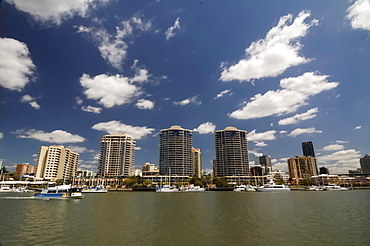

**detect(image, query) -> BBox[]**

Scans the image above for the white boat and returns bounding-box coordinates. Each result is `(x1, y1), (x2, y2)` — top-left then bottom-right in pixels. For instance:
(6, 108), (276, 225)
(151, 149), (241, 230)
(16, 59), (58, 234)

(0, 186), (13, 192)
(81, 186), (108, 193)
(255, 180), (290, 192)
(34, 185), (84, 199)
(181, 185), (205, 192)
(322, 184), (349, 191)
(156, 185), (179, 192)
(233, 185), (256, 192)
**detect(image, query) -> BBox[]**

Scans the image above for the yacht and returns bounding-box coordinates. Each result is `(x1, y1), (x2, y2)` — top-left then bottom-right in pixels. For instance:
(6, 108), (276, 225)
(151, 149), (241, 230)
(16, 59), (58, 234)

(34, 185), (84, 199)
(0, 186), (13, 192)
(81, 186), (108, 193)
(233, 185), (256, 192)
(255, 180), (290, 192)
(322, 184), (349, 191)
(156, 185), (179, 192)
(181, 185), (206, 192)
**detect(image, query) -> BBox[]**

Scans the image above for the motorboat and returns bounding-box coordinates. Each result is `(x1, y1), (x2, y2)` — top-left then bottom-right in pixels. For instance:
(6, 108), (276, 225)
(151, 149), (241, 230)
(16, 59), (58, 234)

(34, 185), (83, 199)
(233, 185), (256, 192)
(181, 185), (205, 192)
(255, 180), (290, 192)
(156, 185), (179, 192)
(322, 184), (349, 191)
(0, 186), (13, 192)
(81, 186), (108, 193)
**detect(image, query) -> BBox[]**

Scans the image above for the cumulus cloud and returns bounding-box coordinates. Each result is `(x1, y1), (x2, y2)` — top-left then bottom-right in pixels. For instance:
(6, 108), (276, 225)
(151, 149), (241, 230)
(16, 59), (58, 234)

(220, 10), (318, 82)
(77, 17), (152, 70)
(317, 149), (362, 174)
(66, 145), (94, 153)
(347, 0), (370, 31)
(92, 120), (155, 139)
(81, 105), (102, 113)
(288, 127), (322, 137)
(229, 72), (338, 119)
(165, 17), (181, 40)
(14, 129), (86, 143)
(355, 125), (362, 130)
(322, 144), (344, 151)
(278, 107), (318, 125)
(0, 38), (35, 91)
(247, 129), (276, 142)
(20, 94), (40, 109)
(80, 73), (145, 108)
(136, 99), (154, 110)
(214, 89), (232, 99)
(193, 122), (216, 134)
(173, 96), (201, 106)
(7, 0), (110, 25)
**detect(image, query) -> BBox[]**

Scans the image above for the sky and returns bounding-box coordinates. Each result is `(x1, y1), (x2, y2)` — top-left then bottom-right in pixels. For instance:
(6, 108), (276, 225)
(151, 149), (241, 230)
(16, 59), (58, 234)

(1, 0), (370, 174)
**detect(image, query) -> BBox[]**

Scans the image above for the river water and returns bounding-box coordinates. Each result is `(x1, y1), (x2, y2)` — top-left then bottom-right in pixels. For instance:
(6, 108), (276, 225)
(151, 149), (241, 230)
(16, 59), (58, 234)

(0, 190), (369, 246)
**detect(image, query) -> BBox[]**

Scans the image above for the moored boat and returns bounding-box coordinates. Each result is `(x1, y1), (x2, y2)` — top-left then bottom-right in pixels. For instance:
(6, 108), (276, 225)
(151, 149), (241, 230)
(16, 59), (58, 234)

(322, 184), (349, 191)
(34, 185), (83, 199)
(255, 180), (290, 192)
(181, 185), (206, 192)
(156, 185), (179, 192)
(81, 186), (108, 193)
(233, 185), (256, 192)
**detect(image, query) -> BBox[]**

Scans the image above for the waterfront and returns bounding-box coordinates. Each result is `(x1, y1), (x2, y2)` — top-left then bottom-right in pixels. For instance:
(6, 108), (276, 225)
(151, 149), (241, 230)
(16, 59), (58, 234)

(0, 190), (369, 246)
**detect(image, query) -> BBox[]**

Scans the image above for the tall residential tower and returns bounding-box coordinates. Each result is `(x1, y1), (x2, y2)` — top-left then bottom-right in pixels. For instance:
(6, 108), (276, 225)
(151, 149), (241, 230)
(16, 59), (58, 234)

(213, 126), (250, 177)
(159, 125), (193, 176)
(98, 133), (135, 177)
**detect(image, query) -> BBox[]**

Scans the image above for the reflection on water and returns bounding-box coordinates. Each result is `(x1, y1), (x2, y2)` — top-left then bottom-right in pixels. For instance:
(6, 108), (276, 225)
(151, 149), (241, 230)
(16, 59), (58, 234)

(0, 190), (369, 246)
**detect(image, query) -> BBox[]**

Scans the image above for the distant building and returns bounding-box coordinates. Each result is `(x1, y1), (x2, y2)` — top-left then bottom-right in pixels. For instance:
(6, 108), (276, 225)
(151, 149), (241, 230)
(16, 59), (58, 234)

(259, 155), (272, 174)
(319, 167), (329, 175)
(141, 163), (159, 176)
(213, 126), (250, 177)
(97, 133), (136, 177)
(159, 125), (193, 176)
(192, 148), (202, 178)
(36, 145), (79, 181)
(348, 168), (362, 174)
(302, 141), (315, 157)
(287, 156), (319, 185)
(250, 166), (263, 176)
(76, 169), (93, 178)
(15, 163), (37, 177)
(360, 154), (370, 174)
(267, 170), (289, 182)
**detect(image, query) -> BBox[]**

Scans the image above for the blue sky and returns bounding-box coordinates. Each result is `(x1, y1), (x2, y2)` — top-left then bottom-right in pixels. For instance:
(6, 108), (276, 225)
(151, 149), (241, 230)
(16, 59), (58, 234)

(1, 0), (370, 174)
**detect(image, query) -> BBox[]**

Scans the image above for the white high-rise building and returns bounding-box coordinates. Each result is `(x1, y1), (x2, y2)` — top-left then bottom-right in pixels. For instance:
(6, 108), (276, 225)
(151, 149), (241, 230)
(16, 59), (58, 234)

(98, 133), (135, 177)
(36, 145), (79, 181)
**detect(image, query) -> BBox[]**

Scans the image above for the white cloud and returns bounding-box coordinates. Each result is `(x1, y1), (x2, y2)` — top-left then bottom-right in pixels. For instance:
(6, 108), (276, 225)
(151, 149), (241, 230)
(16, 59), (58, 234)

(247, 129), (276, 142)
(347, 0), (370, 31)
(193, 122), (216, 134)
(288, 127), (322, 137)
(229, 72), (338, 119)
(0, 38), (35, 91)
(278, 107), (318, 125)
(14, 129), (86, 143)
(7, 0), (110, 25)
(134, 147), (142, 150)
(317, 149), (362, 174)
(81, 105), (102, 113)
(220, 11), (318, 82)
(131, 60), (150, 83)
(214, 89), (232, 99)
(322, 144), (344, 151)
(0, 132), (3, 139)
(335, 140), (349, 144)
(76, 97), (83, 105)
(21, 94), (40, 109)
(92, 120), (155, 139)
(136, 99), (154, 110)
(355, 125), (362, 130)
(80, 74), (143, 108)
(77, 17), (152, 70)
(66, 145), (93, 153)
(255, 141), (267, 147)
(173, 96), (201, 106)
(165, 17), (181, 40)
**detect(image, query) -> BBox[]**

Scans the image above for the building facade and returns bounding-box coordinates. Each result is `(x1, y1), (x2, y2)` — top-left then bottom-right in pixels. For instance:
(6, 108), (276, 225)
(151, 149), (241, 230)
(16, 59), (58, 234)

(302, 141), (315, 157)
(159, 125), (193, 176)
(213, 126), (250, 177)
(192, 148), (202, 178)
(287, 156), (319, 184)
(98, 133), (135, 177)
(360, 154), (370, 174)
(36, 145), (79, 181)
(15, 163), (37, 177)
(141, 163), (160, 176)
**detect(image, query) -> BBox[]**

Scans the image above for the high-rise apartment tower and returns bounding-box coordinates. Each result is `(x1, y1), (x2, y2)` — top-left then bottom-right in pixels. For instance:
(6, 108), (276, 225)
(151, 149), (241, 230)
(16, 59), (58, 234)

(213, 126), (250, 177)
(159, 125), (193, 176)
(360, 154), (370, 174)
(302, 141), (315, 157)
(192, 148), (202, 178)
(98, 133), (135, 177)
(36, 145), (79, 181)
(287, 156), (319, 184)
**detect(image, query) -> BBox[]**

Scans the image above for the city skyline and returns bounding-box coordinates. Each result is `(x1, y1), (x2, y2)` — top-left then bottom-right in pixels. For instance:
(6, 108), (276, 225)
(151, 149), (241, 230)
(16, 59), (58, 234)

(1, 1), (370, 174)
